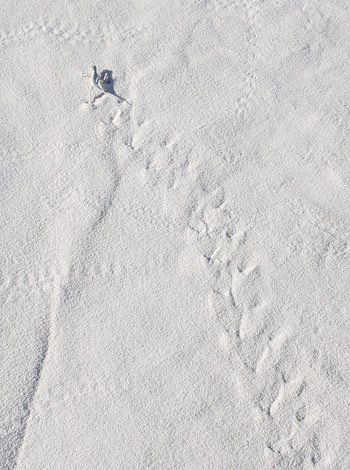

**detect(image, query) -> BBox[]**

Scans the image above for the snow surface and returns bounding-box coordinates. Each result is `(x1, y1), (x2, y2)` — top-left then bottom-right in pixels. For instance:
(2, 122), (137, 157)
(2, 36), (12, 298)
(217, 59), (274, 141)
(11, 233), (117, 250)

(1, 0), (350, 468)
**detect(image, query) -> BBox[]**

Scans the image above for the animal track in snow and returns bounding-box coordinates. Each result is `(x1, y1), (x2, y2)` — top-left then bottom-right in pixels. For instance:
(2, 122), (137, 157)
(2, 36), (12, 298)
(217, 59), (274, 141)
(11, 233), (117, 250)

(187, 180), (331, 467)
(0, 18), (150, 46)
(206, 0), (241, 12)
(235, 0), (261, 121)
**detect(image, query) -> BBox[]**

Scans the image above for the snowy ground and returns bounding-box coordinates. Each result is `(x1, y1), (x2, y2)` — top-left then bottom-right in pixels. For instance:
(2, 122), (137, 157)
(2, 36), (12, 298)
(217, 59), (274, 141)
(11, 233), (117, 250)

(1, 0), (350, 468)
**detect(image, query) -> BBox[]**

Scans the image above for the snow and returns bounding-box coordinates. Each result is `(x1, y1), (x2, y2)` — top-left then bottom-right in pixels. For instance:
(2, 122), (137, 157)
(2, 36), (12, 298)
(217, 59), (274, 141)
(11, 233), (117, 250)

(1, 0), (350, 468)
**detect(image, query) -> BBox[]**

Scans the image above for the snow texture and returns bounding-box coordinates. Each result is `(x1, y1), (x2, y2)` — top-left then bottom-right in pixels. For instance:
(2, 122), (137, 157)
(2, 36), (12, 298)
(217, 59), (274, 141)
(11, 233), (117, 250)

(1, 0), (350, 468)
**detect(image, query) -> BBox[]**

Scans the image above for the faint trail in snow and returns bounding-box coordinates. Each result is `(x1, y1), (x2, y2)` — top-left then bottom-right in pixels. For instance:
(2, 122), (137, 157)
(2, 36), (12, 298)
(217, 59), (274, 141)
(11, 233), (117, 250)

(236, 0), (260, 121)
(89, 120), (121, 231)
(0, 18), (150, 46)
(53, 102), (126, 317)
(11, 275), (61, 470)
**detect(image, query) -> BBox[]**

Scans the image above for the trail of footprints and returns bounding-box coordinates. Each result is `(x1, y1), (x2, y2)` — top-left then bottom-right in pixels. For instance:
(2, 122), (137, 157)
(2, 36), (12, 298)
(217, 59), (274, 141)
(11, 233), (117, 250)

(187, 0), (260, 122)
(188, 189), (327, 467)
(81, 95), (175, 232)
(236, 0), (260, 121)
(0, 18), (150, 46)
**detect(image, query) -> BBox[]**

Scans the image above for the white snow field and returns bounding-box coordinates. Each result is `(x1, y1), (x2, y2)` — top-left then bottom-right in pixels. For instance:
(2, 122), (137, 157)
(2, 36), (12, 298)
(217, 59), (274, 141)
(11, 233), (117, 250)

(1, 0), (350, 468)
